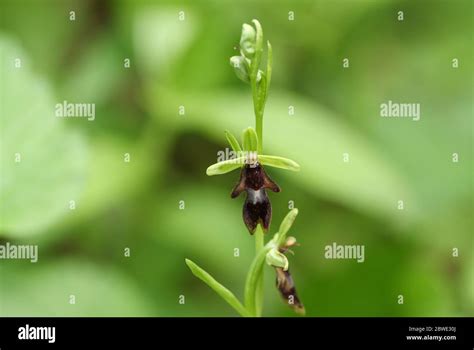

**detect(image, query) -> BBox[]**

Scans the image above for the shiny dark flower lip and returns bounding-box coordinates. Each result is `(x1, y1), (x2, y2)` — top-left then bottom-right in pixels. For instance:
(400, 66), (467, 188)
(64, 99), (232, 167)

(264, 211), (305, 315)
(273, 236), (304, 314)
(275, 267), (305, 315)
(231, 163), (280, 234)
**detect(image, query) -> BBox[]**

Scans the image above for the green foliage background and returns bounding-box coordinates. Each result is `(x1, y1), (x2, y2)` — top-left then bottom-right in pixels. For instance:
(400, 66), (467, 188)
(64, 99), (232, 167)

(0, 0), (472, 316)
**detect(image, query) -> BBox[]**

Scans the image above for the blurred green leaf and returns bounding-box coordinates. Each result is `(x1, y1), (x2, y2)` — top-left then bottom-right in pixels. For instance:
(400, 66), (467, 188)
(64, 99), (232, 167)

(0, 260), (154, 316)
(57, 134), (157, 229)
(150, 185), (254, 278)
(133, 6), (197, 78)
(60, 34), (124, 104)
(0, 36), (88, 237)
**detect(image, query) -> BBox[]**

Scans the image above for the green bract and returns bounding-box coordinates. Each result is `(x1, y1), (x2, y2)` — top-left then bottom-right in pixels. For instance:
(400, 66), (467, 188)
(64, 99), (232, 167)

(276, 208), (299, 246)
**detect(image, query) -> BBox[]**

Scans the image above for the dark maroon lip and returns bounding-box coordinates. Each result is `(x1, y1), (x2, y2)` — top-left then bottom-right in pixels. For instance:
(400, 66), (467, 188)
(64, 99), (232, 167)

(275, 267), (305, 314)
(230, 163), (281, 234)
(231, 163), (280, 197)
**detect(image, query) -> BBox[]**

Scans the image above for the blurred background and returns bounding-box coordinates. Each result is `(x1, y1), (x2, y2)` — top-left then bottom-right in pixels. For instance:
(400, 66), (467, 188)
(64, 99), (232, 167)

(0, 0), (472, 317)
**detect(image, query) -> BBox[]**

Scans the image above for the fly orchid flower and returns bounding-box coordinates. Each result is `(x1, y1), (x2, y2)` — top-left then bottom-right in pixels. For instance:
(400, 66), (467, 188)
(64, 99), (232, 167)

(266, 209), (305, 315)
(206, 127), (299, 234)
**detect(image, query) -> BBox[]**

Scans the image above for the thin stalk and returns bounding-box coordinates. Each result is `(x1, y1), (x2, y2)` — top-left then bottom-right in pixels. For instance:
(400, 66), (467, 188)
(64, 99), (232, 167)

(249, 20), (267, 316)
(256, 107), (263, 154)
(251, 19), (264, 153)
(251, 78), (263, 154)
(244, 240), (272, 316)
(254, 225), (264, 316)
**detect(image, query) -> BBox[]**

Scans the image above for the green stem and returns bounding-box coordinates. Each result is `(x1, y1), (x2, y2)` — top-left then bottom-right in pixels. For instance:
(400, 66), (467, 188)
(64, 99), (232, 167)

(254, 225), (264, 316)
(251, 70), (263, 154)
(248, 20), (269, 316)
(251, 19), (264, 153)
(255, 109), (263, 154)
(244, 240), (272, 316)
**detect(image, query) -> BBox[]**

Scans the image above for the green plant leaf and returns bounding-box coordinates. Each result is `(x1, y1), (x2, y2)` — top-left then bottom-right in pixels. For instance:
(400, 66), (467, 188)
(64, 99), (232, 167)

(225, 130), (242, 153)
(133, 7), (196, 78)
(259, 155), (300, 171)
(0, 36), (88, 237)
(206, 157), (244, 176)
(242, 127), (258, 152)
(0, 260), (154, 316)
(185, 259), (250, 317)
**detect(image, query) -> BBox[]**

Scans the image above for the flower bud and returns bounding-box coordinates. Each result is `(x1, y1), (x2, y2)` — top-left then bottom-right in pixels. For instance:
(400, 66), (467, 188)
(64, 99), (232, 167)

(229, 56), (250, 83)
(240, 23), (256, 58)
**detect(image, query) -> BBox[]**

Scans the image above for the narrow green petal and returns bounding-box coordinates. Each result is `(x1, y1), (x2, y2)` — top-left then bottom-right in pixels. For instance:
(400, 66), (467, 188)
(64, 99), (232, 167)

(225, 130), (242, 153)
(242, 127), (259, 152)
(258, 155), (300, 171)
(185, 259), (250, 317)
(206, 157), (245, 176)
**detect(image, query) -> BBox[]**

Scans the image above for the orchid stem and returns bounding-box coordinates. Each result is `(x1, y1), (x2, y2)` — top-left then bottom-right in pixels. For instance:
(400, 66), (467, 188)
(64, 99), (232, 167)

(254, 225), (265, 316)
(249, 20), (268, 317)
